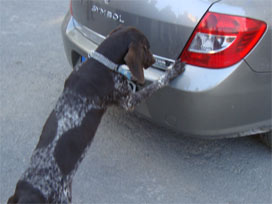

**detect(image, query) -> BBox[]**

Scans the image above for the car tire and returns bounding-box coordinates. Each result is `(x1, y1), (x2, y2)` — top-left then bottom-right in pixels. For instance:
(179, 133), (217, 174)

(259, 131), (272, 148)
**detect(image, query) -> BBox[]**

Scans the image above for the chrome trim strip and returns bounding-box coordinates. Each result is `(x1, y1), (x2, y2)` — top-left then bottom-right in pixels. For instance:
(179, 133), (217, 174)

(73, 18), (105, 44)
(152, 54), (175, 70)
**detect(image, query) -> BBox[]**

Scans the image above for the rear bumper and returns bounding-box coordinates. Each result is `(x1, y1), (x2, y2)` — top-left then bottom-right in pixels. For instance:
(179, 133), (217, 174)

(62, 13), (272, 138)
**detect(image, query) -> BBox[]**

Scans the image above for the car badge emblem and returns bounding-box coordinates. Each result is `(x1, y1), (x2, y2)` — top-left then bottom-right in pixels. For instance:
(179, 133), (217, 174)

(104, 0), (110, 4)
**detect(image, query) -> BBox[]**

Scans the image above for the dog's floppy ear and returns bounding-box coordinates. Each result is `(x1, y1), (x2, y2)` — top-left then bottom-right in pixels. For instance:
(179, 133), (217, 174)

(124, 42), (146, 84)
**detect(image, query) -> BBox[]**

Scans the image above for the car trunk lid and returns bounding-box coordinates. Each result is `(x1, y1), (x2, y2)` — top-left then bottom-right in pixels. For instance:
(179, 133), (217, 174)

(71, 0), (218, 69)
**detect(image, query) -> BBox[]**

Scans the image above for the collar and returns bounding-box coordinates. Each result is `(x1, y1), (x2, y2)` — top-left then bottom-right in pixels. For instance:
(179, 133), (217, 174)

(88, 51), (132, 81)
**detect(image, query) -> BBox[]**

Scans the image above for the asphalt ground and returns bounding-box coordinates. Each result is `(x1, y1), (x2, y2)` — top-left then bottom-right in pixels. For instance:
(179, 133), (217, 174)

(1, 0), (271, 203)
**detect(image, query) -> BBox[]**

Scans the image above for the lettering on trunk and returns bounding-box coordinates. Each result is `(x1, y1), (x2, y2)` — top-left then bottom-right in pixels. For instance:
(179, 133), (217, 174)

(91, 5), (125, 24)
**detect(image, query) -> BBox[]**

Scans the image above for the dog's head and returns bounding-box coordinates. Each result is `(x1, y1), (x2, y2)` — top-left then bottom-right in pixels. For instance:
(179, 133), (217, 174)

(110, 26), (155, 84)
(8, 181), (46, 204)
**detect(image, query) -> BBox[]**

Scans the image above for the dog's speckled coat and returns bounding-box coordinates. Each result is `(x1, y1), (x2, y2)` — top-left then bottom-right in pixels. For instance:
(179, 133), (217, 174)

(8, 27), (185, 203)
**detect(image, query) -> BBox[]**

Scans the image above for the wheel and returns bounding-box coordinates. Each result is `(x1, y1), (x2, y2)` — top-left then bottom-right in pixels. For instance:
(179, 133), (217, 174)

(259, 131), (272, 148)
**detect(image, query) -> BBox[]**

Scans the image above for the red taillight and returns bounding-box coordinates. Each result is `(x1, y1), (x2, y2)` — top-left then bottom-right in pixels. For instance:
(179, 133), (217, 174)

(180, 12), (267, 68)
(70, 0), (73, 16)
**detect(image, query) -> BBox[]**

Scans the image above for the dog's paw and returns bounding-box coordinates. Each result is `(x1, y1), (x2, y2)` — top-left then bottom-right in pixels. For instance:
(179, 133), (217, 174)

(157, 61), (185, 87)
(172, 60), (186, 75)
(166, 60), (186, 81)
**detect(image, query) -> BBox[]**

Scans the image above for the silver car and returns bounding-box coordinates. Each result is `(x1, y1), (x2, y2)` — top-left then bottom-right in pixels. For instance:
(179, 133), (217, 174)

(61, 0), (272, 147)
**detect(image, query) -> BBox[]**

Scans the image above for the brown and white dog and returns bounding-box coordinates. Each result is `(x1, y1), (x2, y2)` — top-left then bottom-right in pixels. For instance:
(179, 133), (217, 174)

(8, 26), (185, 203)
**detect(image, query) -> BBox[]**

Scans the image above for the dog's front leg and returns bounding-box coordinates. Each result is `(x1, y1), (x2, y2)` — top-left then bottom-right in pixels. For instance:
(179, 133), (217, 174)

(120, 61), (185, 111)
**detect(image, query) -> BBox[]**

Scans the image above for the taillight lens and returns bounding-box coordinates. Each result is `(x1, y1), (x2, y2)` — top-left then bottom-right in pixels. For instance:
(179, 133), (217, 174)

(180, 12), (267, 68)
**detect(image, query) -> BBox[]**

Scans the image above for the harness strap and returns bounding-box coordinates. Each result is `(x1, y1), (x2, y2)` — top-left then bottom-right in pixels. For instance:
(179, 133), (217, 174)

(88, 51), (118, 71)
(88, 51), (132, 80)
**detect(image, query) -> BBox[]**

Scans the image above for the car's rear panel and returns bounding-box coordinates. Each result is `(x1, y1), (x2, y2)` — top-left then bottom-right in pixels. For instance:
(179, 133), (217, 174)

(62, 0), (272, 138)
